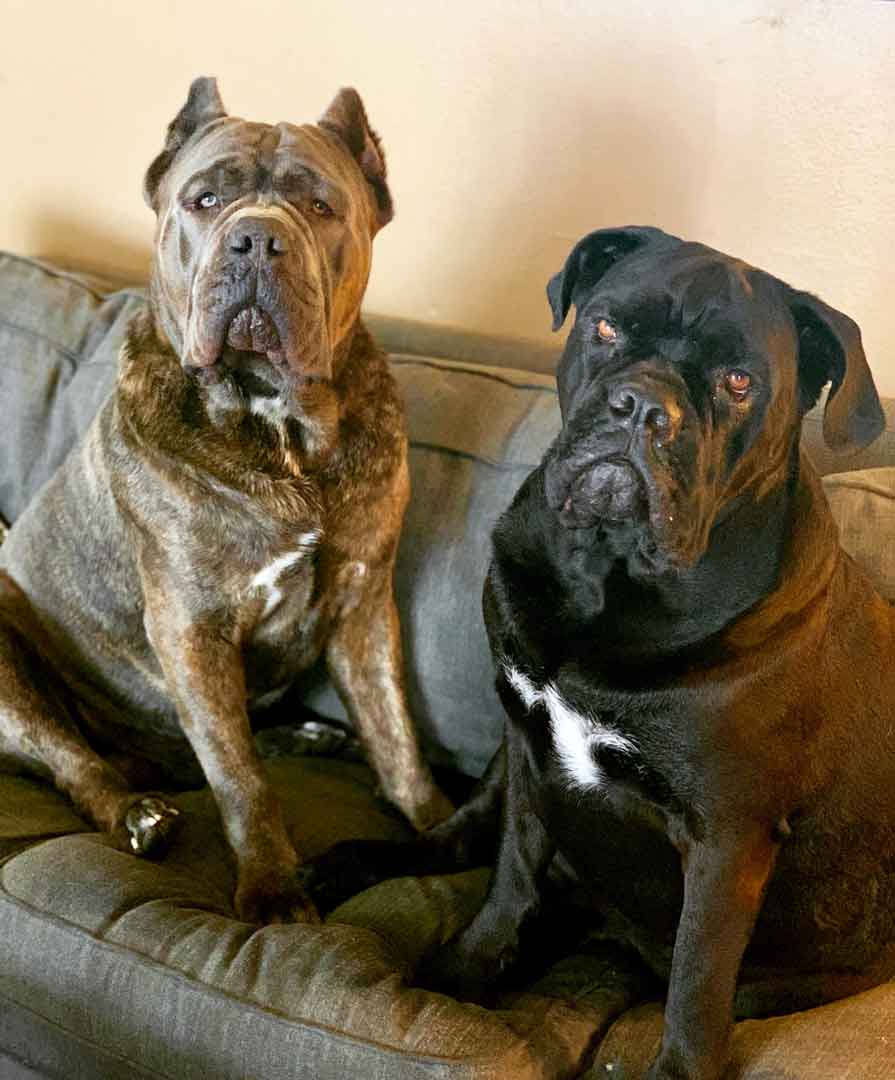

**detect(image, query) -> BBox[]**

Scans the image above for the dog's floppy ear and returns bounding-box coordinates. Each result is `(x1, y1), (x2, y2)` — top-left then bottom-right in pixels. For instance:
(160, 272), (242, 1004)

(790, 290), (884, 451)
(319, 88), (393, 229)
(547, 226), (672, 331)
(143, 77), (227, 211)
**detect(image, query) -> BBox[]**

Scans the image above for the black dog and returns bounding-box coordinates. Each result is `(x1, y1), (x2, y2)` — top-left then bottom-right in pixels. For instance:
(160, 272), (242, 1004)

(310, 226), (895, 1080)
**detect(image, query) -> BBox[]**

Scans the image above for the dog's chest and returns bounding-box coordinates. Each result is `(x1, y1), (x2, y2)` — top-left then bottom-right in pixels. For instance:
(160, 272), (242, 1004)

(244, 532), (322, 634)
(504, 665), (639, 792)
(248, 538), (317, 619)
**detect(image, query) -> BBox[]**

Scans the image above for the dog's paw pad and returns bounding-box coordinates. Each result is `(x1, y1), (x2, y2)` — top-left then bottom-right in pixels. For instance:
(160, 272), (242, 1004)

(124, 797), (181, 857)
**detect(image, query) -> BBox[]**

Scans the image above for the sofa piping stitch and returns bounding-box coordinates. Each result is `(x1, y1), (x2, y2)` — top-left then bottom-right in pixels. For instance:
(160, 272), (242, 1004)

(0, 317), (80, 370)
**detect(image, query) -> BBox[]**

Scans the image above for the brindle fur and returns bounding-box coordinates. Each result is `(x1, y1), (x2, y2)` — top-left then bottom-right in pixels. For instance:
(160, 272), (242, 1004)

(0, 78), (451, 924)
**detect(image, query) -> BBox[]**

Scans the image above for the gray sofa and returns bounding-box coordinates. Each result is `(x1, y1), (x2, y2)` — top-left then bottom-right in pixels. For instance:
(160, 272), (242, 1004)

(2, 251), (895, 1079)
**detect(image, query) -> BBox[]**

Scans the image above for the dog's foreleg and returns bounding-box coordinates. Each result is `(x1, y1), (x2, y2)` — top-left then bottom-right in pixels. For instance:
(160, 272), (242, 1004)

(647, 828), (778, 1080)
(0, 573), (180, 854)
(326, 569), (454, 831)
(302, 742), (506, 914)
(145, 610), (317, 923)
(417, 702), (555, 1000)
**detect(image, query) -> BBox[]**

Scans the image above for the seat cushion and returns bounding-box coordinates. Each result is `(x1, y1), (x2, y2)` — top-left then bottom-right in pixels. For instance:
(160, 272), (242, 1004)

(0, 760), (648, 1080)
(586, 988), (895, 1080)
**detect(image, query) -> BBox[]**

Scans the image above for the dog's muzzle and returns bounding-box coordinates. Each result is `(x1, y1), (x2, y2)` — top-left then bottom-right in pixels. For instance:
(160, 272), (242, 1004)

(547, 374), (683, 531)
(183, 207), (330, 379)
(556, 459), (645, 529)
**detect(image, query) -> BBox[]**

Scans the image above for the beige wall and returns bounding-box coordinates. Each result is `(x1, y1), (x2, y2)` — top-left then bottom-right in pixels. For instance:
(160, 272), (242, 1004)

(2, 1), (894, 388)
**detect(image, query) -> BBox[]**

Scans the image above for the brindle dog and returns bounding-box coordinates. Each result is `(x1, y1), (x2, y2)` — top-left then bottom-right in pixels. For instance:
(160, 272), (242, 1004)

(0, 78), (451, 923)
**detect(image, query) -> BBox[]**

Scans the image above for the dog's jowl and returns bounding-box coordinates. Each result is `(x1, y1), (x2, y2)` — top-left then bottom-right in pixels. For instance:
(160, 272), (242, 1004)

(0, 78), (451, 924)
(426, 227), (895, 1080)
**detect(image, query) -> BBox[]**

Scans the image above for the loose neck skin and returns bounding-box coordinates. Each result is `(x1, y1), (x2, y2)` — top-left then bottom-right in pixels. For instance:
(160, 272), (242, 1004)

(540, 439), (830, 665)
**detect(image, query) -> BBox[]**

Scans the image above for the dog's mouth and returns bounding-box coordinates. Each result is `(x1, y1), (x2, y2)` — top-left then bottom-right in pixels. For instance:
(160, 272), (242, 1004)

(554, 458), (648, 530)
(225, 305), (285, 363)
(546, 453), (695, 575)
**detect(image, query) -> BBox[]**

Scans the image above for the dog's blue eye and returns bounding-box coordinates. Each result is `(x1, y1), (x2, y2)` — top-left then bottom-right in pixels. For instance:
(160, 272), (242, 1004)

(196, 192), (219, 210)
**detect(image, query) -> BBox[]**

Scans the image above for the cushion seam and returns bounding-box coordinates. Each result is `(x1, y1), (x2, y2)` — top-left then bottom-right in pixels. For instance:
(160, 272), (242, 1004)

(0, 987), (170, 1079)
(390, 354), (557, 394)
(0, 317), (80, 369)
(0, 253), (129, 302)
(408, 439), (541, 471)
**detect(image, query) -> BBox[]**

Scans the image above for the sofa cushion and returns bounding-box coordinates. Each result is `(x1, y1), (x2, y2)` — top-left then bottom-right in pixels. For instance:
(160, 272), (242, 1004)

(585, 988), (895, 1079)
(0, 254), (144, 525)
(822, 468), (895, 603)
(0, 760), (647, 1080)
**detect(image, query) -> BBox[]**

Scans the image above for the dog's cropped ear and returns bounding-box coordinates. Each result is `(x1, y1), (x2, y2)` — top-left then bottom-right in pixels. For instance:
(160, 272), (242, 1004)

(143, 77), (227, 211)
(547, 226), (673, 331)
(790, 290), (884, 452)
(319, 88), (393, 229)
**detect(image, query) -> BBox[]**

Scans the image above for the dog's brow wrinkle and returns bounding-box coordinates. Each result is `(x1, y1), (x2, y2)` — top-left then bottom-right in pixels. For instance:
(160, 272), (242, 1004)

(183, 158), (251, 195)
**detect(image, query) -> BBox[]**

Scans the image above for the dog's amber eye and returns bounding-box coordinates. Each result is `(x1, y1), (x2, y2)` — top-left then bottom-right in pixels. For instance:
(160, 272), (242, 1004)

(725, 369), (751, 398)
(596, 319), (617, 343)
(196, 192), (219, 210)
(311, 198), (333, 217)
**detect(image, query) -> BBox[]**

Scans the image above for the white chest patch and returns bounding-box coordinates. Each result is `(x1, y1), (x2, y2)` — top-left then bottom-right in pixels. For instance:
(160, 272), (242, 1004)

(250, 532), (320, 617)
(249, 394), (291, 425)
(504, 665), (636, 791)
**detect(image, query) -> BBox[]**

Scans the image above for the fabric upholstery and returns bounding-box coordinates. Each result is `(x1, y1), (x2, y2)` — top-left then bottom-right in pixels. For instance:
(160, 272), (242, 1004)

(0, 761), (646, 1080)
(587, 989), (895, 1079)
(822, 467), (895, 603)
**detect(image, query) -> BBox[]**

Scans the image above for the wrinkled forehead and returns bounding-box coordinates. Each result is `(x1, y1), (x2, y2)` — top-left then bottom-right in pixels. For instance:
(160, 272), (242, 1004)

(167, 117), (362, 197)
(594, 244), (794, 353)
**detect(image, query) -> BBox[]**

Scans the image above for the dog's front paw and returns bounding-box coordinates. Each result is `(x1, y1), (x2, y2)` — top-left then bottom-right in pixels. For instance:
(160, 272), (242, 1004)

(409, 786), (456, 832)
(299, 838), (426, 914)
(118, 795), (182, 857)
(646, 1047), (716, 1080)
(235, 866), (321, 925)
(416, 929), (519, 1003)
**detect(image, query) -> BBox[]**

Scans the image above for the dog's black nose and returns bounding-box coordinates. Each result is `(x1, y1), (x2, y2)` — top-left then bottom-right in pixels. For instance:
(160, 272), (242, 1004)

(228, 219), (288, 258)
(608, 382), (682, 442)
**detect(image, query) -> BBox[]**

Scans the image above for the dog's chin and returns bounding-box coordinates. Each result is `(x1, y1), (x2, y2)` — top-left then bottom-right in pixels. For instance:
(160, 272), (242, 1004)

(220, 348), (288, 399)
(184, 303), (292, 372)
(552, 459), (698, 578)
(184, 301), (333, 385)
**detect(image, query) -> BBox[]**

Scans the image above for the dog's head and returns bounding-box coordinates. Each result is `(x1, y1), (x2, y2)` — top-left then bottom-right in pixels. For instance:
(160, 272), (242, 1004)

(144, 77), (392, 388)
(545, 226), (883, 575)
